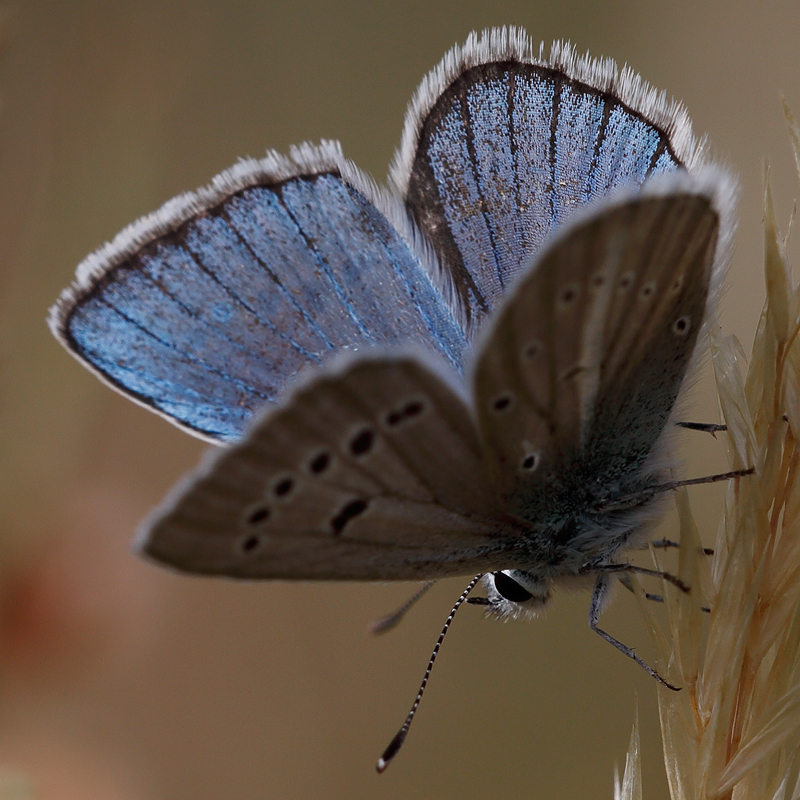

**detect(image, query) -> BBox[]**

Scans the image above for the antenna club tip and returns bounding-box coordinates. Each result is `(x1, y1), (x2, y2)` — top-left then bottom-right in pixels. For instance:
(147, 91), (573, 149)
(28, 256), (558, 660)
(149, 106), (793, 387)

(376, 730), (406, 774)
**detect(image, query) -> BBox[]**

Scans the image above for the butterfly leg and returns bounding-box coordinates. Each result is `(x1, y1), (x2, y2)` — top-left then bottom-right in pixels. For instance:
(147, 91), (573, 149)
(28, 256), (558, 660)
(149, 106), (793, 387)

(648, 538), (715, 556)
(369, 581), (437, 635)
(589, 575), (680, 690)
(616, 573), (710, 613)
(675, 421), (728, 434)
(617, 573), (665, 604)
(582, 561), (689, 593)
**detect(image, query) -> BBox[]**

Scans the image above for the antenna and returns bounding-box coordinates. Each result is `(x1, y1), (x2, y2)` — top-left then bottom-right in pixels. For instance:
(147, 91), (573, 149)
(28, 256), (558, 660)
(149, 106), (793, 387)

(376, 573), (483, 774)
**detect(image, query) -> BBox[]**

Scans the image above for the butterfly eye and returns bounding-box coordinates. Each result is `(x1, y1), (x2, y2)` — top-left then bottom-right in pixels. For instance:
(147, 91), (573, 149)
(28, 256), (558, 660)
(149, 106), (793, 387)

(672, 316), (691, 336)
(591, 273), (606, 288)
(671, 275), (684, 293)
(493, 572), (534, 602)
(308, 451), (331, 474)
(349, 428), (374, 457)
(330, 498), (369, 535)
(273, 477), (294, 498)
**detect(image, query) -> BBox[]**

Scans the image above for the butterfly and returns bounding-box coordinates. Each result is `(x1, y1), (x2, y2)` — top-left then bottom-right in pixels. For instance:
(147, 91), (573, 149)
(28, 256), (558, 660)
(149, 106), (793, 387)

(49, 27), (736, 769)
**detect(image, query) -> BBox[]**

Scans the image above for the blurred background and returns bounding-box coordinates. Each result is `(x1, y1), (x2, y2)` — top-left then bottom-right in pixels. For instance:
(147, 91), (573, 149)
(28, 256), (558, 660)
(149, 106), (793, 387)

(0, 1), (798, 798)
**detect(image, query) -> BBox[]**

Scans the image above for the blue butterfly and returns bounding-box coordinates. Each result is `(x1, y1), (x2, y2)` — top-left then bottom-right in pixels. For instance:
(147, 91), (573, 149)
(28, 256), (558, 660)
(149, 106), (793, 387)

(50, 27), (737, 770)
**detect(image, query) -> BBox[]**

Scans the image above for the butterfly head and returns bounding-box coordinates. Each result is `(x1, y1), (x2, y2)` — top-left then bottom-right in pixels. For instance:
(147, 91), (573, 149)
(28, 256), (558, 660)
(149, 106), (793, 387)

(474, 570), (554, 619)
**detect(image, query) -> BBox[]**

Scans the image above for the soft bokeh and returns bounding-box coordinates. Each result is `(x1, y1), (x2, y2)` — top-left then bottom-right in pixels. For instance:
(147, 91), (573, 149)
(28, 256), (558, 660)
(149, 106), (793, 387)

(0, 1), (799, 798)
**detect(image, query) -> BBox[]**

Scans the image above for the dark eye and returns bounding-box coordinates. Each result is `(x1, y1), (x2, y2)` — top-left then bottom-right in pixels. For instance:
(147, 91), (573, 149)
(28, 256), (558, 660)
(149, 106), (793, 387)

(493, 572), (534, 602)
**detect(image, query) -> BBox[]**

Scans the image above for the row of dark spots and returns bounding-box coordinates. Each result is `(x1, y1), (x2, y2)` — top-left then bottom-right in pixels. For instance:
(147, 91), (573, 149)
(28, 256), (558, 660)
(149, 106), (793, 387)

(555, 275), (690, 343)
(303, 423), (376, 479)
(562, 272), (670, 301)
(240, 492), (369, 554)
(492, 272), (689, 475)
(242, 503), (272, 554)
(302, 400), (427, 474)
(249, 495), (369, 535)
(238, 400), (427, 547)
(242, 470), (297, 536)
(522, 273), (673, 364)
(314, 401), (427, 472)
(342, 401), (425, 461)
(322, 402), (424, 533)
(488, 395), (540, 471)
(246, 497), (369, 542)
(319, 401), (425, 536)
(246, 398), (426, 507)
(241, 494), (370, 554)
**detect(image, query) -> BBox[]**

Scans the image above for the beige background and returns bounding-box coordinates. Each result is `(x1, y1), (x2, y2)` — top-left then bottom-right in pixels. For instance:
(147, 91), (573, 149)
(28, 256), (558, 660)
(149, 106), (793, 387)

(0, 1), (798, 798)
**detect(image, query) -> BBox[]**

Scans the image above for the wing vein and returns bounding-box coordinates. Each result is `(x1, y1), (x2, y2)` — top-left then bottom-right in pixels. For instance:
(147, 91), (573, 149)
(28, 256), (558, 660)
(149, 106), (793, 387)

(273, 181), (373, 340)
(91, 297), (272, 401)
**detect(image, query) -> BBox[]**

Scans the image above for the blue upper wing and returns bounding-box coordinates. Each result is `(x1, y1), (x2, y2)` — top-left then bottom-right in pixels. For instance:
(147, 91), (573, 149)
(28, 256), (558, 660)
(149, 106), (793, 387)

(51, 32), (703, 445)
(51, 142), (467, 442)
(391, 32), (700, 332)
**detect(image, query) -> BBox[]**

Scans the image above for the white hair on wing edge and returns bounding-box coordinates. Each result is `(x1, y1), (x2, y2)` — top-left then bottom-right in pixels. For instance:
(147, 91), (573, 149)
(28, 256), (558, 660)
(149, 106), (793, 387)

(389, 26), (706, 196)
(47, 139), (463, 345)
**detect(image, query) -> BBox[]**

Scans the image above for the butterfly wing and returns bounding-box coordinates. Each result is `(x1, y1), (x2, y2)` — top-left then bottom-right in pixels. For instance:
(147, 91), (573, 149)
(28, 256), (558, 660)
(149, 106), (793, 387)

(138, 351), (520, 580)
(390, 28), (701, 330)
(50, 141), (467, 443)
(471, 168), (734, 516)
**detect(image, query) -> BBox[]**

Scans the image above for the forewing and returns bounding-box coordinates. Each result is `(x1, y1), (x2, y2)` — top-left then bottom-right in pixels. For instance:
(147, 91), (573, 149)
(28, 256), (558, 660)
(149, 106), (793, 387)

(50, 142), (467, 443)
(391, 29), (699, 330)
(139, 352), (517, 580)
(471, 169), (731, 515)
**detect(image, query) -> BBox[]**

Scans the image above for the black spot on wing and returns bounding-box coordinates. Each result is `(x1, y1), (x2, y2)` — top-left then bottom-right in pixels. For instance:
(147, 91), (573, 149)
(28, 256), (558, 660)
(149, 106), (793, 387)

(331, 499), (369, 535)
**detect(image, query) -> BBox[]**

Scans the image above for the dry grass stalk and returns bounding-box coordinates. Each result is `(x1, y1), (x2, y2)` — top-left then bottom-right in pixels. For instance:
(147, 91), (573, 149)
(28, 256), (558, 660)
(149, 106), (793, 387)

(628, 107), (800, 800)
(615, 703), (644, 800)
